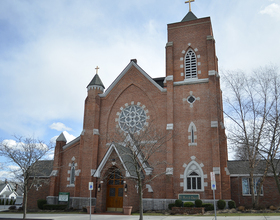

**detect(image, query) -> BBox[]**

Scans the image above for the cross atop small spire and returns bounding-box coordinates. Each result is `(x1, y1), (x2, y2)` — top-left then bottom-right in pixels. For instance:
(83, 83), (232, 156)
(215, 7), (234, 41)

(95, 66), (100, 74)
(185, 0), (195, 12)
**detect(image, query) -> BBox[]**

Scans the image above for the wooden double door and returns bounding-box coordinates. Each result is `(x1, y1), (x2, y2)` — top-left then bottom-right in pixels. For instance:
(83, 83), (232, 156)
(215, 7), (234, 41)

(106, 170), (124, 212)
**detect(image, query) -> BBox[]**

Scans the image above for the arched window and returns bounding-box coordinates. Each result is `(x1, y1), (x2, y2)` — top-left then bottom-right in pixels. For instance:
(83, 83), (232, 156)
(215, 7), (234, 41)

(188, 122), (197, 145)
(70, 162), (75, 185)
(185, 49), (197, 79)
(184, 161), (204, 191)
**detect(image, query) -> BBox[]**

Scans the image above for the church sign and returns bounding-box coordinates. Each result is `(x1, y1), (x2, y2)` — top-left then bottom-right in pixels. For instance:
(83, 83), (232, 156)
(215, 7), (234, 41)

(178, 194), (199, 201)
(58, 192), (70, 202)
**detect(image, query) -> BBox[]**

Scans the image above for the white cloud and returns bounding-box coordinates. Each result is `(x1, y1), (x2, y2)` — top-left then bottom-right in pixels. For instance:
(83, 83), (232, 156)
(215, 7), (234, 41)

(0, 0), (280, 148)
(260, 3), (280, 18)
(50, 122), (72, 131)
(0, 170), (14, 181)
(1, 139), (17, 148)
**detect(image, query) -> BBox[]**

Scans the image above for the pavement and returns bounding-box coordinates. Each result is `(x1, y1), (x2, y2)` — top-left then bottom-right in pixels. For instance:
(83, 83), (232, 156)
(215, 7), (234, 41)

(0, 214), (280, 220)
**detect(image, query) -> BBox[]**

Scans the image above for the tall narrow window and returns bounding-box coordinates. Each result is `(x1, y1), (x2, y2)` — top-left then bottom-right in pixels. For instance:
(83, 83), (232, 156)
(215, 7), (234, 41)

(185, 49), (197, 79)
(188, 122), (197, 146)
(191, 126), (195, 143)
(70, 162), (75, 185)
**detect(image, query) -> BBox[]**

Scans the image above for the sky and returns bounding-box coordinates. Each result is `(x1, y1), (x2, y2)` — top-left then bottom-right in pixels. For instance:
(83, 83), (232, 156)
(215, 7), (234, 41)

(0, 0), (280, 179)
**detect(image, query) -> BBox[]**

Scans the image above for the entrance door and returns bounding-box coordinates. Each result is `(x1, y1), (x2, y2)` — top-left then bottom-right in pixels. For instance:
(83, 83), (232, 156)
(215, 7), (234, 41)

(106, 169), (124, 212)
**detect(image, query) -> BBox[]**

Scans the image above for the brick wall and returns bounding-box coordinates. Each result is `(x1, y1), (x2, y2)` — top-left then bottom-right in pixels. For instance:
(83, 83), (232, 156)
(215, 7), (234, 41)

(27, 178), (50, 210)
(231, 176), (280, 208)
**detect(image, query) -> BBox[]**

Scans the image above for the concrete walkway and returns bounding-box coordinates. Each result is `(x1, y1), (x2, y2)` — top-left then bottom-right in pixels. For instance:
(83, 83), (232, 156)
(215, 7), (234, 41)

(0, 214), (280, 220)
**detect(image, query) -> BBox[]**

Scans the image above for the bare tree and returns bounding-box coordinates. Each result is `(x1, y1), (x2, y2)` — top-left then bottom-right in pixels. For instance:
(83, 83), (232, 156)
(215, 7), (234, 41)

(104, 121), (172, 220)
(257, 67), (280, 194)
(0, 136), (53, 219)
(222, 65), (280, 208)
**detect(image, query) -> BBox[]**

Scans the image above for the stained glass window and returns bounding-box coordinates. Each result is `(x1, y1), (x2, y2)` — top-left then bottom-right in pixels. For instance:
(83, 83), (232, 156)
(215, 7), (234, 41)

(119, 105), (147, 133)
(70, 162), (75, 185)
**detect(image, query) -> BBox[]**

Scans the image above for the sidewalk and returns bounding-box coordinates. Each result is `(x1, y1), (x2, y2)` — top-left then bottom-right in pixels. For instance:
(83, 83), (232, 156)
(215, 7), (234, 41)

(1, 214), (280, 220)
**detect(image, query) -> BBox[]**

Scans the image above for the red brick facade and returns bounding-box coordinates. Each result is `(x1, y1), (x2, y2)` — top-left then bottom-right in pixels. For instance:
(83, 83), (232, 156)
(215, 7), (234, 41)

(27, 178), (50, 210)
(231, 176), (280, 208)
(44, 13), (232, 212)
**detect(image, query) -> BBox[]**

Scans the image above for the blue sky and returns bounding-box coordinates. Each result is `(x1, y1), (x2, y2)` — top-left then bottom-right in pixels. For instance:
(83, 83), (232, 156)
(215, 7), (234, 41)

(0, 0), (280, 179)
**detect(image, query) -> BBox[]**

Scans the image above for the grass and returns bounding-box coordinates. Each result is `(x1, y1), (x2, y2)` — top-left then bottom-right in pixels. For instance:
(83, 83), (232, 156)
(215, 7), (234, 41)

(130, 212), (280, 217)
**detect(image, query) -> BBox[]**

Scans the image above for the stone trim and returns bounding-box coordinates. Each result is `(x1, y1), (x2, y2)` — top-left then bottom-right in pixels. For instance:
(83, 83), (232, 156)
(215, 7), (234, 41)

(166, 42), (173, 47)
(93, 129), (100, 135)
(87, 85), (104, 92)
(174, 78), (209, 86)
(63, 136), (81, 150)
(99, 61), (166, 98)
(166, 123), (174, 130)
(166, 167), (173, 175)
(213, 167), (220, 175)
(211, 121), (218, 128)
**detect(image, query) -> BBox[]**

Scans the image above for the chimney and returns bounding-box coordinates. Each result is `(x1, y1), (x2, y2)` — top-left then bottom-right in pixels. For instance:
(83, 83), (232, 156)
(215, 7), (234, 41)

(130, 59), (137, 64)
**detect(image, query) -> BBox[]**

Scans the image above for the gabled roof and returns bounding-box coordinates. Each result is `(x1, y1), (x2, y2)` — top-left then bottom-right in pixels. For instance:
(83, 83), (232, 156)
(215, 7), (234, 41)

(94, 143), (144, 179)
(30, 160), (54, 177)
(99, 60), (166, 98)
(0, 183), (7, 193)
(181, 11), (198, 22)
(87, 74), (105, 89)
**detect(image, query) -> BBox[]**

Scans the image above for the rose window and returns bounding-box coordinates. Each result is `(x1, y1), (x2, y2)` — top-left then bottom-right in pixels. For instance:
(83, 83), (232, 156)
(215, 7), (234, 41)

(119, 105), (147, 133)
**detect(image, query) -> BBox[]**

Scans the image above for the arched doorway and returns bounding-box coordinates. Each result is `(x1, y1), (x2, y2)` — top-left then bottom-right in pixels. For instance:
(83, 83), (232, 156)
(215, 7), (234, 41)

(106, 169), (124, 212)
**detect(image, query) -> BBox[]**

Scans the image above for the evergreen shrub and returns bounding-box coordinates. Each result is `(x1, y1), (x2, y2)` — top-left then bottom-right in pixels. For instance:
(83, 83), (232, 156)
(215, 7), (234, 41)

(228, 200), (236, 209)
(43, 204), (67, 210)
(184, 202), (194, 207)
(168, 203), (176, 210)
(217, 199), (226, 209)
(175, 199), (183, 207)
(37, 199), (47, 210)
(202, 203), (214, 211)
(195, 199), (202, 207)
(5, 199), (9, 205)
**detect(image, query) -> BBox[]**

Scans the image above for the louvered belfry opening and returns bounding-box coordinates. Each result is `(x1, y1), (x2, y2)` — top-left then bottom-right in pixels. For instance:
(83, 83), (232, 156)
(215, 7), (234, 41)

(185, 49), (197, 79)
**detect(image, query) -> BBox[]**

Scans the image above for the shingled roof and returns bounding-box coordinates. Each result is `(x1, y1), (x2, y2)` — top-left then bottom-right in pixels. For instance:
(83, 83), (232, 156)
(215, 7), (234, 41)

(87, 74), (105, 89)
(181, 11), (197, 22)
(228, 160), (280, 175)
(30, 160), (54, 177)
(114, 143), (145, 179)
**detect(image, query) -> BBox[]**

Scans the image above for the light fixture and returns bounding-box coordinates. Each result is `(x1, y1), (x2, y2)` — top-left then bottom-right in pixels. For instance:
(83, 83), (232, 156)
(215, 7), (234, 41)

(124, 184), (127, 192)
(98, 184), (101, 192)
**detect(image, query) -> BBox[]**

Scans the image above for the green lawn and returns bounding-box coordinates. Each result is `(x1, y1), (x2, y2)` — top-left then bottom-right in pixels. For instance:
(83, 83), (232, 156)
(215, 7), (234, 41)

(131, 212), (280, 216)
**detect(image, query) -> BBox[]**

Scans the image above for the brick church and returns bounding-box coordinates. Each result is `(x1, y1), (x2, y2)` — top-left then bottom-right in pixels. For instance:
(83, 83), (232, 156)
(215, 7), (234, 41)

(29, 7), (235, 212)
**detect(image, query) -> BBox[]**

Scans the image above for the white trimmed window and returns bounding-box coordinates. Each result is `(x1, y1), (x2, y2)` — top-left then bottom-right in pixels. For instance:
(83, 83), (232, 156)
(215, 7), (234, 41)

(184, 161), (204, 191)
(70, 162), (75, 185)
(188, 122), (197, 145)
(185, 49), (197, 79)
(242, 177), (263, 196)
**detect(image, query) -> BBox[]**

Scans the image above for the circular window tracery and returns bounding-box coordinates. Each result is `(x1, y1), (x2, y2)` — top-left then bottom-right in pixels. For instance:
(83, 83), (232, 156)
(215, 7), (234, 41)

(119, 105), (147, 133)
